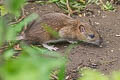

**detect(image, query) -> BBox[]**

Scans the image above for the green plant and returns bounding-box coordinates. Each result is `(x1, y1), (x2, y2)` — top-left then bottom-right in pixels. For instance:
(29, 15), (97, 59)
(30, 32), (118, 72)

(41, 24), (59, 39)
(0, 44), (66, 80)
(49, 0), (86, 14)
(0, 5), (8, 16)
(87, 0), (115, 11)
(102, 1), (114, 11)
(48, 0), (115, 14)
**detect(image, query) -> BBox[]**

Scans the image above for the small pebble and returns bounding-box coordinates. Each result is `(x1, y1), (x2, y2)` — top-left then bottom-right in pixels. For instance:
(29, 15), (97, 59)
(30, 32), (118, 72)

(95, 22), (100, 25)
(115, 34), (120, 37)
(83, 13), (86, 16)
(111, 50), (114, 52)
(93, 15), (95, 17)
(65, 76), (69, 80)
(106, 41), (110, 44)
(79, 14), (82, 17)
(64, 46), (68, 48)
(98, 10), (101, 13)
(99, 45), (103, 48)
(102, 15), (106, 18)
(31, 7), (35, 9)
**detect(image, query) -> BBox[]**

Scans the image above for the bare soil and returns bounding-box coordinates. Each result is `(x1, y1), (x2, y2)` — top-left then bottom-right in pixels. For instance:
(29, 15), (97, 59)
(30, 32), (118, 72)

(24, 2), (120, 80)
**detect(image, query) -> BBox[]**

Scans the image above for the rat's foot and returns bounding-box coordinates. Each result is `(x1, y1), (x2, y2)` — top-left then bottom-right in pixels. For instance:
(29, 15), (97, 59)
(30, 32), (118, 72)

(68, 41), (78, 44)
(42, 44), (59, 51)
(16, 35), (24, 40)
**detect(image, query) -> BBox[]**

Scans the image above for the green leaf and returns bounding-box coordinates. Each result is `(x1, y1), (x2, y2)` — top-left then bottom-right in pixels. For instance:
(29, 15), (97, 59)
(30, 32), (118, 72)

(4, 0), (26, 17)
(5, 13), (38, 41)
(21, 43), (63, 58)
(0, 17), (6, 46)
(58, 63), (65, 80)
(0, 5), (8, 16)
(14, 13), (38, 33)
(3, 49), (15, 60)
(60, 0), (66, 5)
(102, 1), (114, 11)
(41, 24), (59, 39)
(87, 0), (99, 4)
(49, 0), (59, 2)
(6, 27), (17, 41)
(112, 71), (120, 80)
(0, 44), (66, 80)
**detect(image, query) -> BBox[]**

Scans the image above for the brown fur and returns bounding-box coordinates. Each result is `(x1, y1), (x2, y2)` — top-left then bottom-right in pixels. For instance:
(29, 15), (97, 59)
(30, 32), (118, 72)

(25, 13), (102, 45)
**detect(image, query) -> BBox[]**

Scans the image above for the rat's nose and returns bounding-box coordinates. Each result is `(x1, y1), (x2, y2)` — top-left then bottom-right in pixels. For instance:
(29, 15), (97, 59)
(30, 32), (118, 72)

(92, 37), (103, 46)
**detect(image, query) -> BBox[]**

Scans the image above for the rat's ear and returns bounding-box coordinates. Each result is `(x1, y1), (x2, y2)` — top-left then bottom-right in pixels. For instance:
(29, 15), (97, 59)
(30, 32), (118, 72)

(79, 25), (86, 33)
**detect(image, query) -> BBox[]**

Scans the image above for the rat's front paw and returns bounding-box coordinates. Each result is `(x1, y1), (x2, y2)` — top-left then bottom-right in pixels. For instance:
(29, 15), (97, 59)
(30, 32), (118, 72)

(42, 44), (59, 51)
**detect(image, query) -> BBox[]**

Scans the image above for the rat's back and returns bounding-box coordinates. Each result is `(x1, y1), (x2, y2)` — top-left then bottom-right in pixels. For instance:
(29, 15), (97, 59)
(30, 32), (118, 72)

(24, 13), (74, 44)
(40, 13), (74, 29)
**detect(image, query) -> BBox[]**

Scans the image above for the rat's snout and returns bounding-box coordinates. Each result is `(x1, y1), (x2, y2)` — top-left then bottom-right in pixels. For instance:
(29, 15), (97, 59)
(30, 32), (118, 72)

(90, 37), (103, 46)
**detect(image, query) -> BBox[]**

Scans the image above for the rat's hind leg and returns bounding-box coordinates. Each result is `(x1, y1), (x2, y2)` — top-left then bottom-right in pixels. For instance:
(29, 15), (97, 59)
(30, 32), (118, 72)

(42, 39), (67, 51)
(42, 43), (58, 51)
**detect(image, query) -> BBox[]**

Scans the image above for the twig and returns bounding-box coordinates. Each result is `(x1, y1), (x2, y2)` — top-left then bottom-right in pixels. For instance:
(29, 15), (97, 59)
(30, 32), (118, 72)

(99, 0), (105, 5)
(0, 45), (8, 54)
(9, 7), (26, 25)
(110, 0), (114, 4)
(66, 0), (73, 16)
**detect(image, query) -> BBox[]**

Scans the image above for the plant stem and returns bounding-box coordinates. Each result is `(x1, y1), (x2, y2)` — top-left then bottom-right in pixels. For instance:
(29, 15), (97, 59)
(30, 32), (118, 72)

(66, 0), (73, 16)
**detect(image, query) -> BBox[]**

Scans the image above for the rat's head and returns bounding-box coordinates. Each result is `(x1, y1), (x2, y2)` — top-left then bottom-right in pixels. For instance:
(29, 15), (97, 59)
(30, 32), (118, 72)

(76, 21), (102, 46)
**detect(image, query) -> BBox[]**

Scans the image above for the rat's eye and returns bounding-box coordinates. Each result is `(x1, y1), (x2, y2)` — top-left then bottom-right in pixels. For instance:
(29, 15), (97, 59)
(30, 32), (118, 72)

(89, 34), (95, 38)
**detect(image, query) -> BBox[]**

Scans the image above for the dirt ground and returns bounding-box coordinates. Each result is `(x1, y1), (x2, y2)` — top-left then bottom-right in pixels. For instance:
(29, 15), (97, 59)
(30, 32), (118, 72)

(23, 2), (120, 80)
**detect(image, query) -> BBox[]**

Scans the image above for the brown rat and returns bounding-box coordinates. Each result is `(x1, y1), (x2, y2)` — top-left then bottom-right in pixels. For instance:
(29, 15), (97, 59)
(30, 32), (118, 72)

(23, 13), (102, 50)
